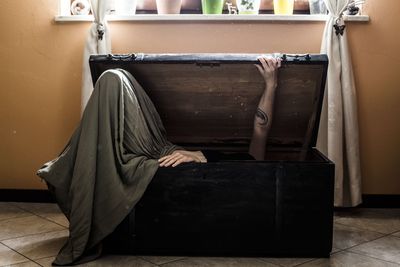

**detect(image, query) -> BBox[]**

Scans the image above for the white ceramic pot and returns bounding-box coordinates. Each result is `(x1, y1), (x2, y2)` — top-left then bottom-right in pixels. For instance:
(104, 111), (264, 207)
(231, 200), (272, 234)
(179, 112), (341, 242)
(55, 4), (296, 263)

(237, 0), (261, 14)
(70, 0), (91, 15)
(308, 0), (327, 14)
(156, 0), (183, 14)
(115, 0), (138, 15)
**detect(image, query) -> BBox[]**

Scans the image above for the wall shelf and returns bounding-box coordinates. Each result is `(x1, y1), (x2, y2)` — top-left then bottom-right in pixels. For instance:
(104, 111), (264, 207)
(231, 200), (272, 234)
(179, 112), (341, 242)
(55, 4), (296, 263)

(54, 14), (370, 23)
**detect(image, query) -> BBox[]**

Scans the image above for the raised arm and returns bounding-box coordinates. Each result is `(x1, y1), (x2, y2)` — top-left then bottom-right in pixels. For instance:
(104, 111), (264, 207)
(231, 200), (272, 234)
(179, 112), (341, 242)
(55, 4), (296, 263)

(249, 57), (281, 160)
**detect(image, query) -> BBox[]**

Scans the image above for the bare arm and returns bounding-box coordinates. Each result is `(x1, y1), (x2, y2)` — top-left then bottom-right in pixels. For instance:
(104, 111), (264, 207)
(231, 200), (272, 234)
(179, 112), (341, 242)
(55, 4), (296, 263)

(249, 57), (281, 160)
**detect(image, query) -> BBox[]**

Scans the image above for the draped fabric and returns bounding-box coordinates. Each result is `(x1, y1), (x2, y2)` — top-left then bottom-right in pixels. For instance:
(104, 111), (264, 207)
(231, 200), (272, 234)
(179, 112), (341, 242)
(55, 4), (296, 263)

(81, 0), (112, 111)
(317, 0), (362, 207)
(37, 69), (179, 265)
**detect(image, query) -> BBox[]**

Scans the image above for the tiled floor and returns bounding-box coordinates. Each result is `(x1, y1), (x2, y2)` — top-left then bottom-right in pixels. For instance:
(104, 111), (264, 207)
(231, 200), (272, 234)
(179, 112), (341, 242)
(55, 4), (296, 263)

(0, 203), (400, 267)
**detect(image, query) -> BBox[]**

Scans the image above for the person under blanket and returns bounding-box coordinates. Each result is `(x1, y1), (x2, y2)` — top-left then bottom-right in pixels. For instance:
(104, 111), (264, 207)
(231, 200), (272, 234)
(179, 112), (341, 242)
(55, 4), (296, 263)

(36, 56), (280, 266)
(159, 56), (281, 166)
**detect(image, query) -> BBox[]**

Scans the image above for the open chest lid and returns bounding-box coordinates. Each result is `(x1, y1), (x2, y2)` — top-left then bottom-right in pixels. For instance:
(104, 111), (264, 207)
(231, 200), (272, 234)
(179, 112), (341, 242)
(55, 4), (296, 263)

(89, 53), (328, 151)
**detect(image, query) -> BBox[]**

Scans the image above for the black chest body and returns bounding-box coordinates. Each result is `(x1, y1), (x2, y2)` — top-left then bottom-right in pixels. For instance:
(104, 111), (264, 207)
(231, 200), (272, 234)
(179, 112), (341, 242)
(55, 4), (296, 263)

(90, 53), (334, 257)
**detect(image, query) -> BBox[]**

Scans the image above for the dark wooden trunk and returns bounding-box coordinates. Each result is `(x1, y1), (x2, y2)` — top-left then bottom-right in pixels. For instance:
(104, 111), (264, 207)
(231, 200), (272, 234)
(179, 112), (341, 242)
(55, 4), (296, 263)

(89, 53), (334, 257)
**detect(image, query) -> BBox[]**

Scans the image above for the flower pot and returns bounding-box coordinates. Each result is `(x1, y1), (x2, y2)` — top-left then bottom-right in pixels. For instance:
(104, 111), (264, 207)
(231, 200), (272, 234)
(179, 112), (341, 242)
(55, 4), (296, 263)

(273, 0), (294, 15)
(308, 0), (327, 14)
(182, 0), (202, 10)
(260, 0), (309, 11)
(237, 0), (261, 14)
(202, 0), (224, 14)
(115, 0), (138, 15)
(136, 0), (156, 10)
(156, 0), (182, 14)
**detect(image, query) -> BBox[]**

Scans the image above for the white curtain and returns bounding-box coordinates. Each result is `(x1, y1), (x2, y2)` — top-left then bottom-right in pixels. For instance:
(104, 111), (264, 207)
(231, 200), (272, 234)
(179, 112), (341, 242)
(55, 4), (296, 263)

(318, 0), (362, 207)
(81, 0), (112, 110)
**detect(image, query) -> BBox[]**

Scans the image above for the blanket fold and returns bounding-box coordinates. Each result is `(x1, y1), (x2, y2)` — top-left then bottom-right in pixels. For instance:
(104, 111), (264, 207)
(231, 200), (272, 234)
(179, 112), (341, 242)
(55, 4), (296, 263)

(37, 69), (179, 265)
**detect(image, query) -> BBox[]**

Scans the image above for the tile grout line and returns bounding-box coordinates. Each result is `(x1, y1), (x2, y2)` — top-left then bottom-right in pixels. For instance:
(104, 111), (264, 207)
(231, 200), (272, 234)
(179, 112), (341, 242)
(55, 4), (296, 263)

(295, 259), (323, 267)
(257, 257), (289, 267)
(344, 249), (400, 265)
(33, 214), (69, 229)
(9, 204), (69, 229)
(331, 247), (346, 255)
(0, 228), (68, 243)
(137, 256), (164, 266)
(333, 221), (400, 236)
(0, 240), (37, 267)
(29, 255), (56, 267)
(0, 215), (33, 223)
(344, 229), (400, 265)
(334, 231), (393, 252)
(292, 258), (323, 267)
(254, 257), (282, 266)
(157, 257), (189, 266)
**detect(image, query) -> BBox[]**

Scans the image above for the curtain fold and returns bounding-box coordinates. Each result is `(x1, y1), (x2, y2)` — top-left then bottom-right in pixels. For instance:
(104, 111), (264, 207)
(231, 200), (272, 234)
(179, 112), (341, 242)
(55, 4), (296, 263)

(317, 0), (362, 207)
(81, 0), (112, 110)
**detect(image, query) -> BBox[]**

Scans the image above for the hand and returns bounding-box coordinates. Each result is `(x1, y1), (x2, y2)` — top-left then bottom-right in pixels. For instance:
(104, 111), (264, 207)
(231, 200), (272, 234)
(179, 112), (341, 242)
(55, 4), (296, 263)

(255, 57), (281, 89)
(158, 150), (207, 167)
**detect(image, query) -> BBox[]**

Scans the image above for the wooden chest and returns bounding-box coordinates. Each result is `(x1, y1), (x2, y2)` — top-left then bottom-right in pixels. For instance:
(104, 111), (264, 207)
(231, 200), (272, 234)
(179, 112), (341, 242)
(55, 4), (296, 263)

(89, 53), (334, 257)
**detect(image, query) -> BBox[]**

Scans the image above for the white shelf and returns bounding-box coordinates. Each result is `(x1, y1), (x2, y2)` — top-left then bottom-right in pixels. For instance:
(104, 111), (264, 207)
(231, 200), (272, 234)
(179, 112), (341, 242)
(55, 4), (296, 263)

(54, 14), (370, 22)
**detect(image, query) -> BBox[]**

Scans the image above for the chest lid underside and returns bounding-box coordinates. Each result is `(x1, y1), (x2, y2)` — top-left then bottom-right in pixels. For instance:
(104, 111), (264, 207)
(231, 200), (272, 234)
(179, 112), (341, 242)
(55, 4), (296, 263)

(89, 53), (328, 150)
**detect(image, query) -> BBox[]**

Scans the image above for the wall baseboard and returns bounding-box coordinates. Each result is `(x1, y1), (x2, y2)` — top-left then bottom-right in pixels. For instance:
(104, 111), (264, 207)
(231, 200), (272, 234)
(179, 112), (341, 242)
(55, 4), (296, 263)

(0, 190), (399, 208)
(0, 189), (55, 203)
(359, 194), (400, 208)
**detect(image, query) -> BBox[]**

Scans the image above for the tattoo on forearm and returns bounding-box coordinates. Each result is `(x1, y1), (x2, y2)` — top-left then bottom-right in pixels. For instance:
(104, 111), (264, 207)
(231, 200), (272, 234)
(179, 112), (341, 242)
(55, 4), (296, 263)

(256, 108), (269, 125)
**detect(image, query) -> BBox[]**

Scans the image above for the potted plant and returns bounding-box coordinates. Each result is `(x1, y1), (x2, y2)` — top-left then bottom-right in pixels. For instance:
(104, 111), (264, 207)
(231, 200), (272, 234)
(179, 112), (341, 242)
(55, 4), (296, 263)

(308, 0), (327, 14)
(156, 0), (182, 14)
(237, 0), (261, 14)
(202, 0), (225, 14)
(261, 0), (309, 12)
(273, 0), (294, 15)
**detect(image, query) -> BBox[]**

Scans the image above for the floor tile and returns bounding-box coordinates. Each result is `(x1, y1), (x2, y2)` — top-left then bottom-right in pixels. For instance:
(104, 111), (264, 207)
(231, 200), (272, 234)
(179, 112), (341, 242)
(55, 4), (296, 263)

(2, 229), (68, 260)
(335, 208), (400, 234)
(333, 223), (385, 250)
(0, 215), (65, 241)
(0, 203), (31, 222)
(298, 251), (399, 266)
(0, 242), (28, 266)
(140, 255), (186, 265)
(81, 255), (157, 266)
(349, 235), (400, 264)
(8, 261), (41, 267)
(34, 255), (157, 267)
(31, 256), (54, 267)
(11, 203), (69, 228)
(161, 257), (279, 267)
(259, 257), (314, 267)
(331, 247), (342, 254)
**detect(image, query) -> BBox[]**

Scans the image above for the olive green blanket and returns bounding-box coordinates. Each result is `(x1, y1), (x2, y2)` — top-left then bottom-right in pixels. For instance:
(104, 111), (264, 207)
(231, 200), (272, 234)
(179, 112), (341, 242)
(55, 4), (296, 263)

(37, 69), (179, 265)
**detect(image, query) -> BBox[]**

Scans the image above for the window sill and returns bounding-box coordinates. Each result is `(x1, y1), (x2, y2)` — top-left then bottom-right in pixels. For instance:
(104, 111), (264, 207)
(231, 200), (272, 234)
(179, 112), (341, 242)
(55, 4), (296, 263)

(54, 14), (370, 23)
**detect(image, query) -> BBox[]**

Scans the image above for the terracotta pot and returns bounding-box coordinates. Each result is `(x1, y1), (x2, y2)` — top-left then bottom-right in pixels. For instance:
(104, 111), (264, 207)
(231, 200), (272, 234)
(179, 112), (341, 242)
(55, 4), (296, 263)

(156, 0), (182, 14)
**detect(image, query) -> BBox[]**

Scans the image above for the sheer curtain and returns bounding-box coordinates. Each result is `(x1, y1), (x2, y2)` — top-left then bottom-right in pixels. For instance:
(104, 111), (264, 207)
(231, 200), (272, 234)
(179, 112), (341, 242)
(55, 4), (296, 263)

(81, 0), (112, 110)
(318, 0), (362, 207)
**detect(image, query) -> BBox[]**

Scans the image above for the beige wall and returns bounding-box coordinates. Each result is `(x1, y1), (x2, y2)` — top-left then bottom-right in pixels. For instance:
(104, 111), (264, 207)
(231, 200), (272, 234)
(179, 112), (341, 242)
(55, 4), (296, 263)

(0, 0), (399, 194)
